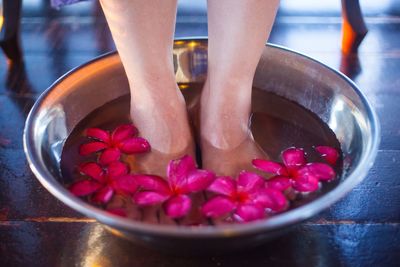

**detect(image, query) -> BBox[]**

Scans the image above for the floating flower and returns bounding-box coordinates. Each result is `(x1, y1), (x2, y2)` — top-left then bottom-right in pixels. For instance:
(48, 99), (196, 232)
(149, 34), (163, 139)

(107, 208), (127, 217)
(133, 155), (215, 219)
(79, 124), (150, 165)
(202, 171), (287, 222)
(315, 146), (339, 165)
(252, 147), (336, 193)
(69, 161), (138, 204)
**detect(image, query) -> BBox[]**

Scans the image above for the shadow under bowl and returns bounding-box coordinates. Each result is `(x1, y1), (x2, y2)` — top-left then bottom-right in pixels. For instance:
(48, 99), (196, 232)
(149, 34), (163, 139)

(23, 38), (380, 252)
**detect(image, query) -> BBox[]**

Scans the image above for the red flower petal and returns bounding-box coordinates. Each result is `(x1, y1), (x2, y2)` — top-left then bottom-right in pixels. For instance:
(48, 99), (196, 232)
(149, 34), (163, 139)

(180, 170), (215, 193)
(265, 176), (292, 191)
(253, 188), (288, 212)
(79, 162), (104, 183)
(133, 191), (170, 206)
(99, 148), (121, 165)
(292, 169), (319, 192)
(282, 147), (306, 169)
(79, 142), (108, 156)
(252, 159), (288, 176)
(315, 146), (339, 165)
(85, 128), (110, 143)
(69, 180), (102, 196)
(235, 204), (265, 222)
(107, 208), (127, 217)
(201, 196), (236, 218)
(167, 155), (196, 188)
(306, 163), (336, 181)
(112, 175), (138, 194)
(207, 176), (236, 196)
(107, 161), (128, 177)
(134, 174), (170, 194)
(163, 194), (192, 219)
(91, 186), (114, 204)
(119, 137), (150, 154)
(237, 171), (265, 194)
(111, 124), (138, 143)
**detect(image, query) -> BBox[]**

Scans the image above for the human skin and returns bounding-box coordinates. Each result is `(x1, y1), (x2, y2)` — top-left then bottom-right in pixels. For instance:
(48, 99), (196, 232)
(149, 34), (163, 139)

(100, 0), (280, 176)
(201, 0), (279, 175)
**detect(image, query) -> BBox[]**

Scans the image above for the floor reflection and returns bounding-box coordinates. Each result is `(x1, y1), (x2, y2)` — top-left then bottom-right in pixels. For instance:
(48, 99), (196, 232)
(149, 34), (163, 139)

(61, 223), (342, 267)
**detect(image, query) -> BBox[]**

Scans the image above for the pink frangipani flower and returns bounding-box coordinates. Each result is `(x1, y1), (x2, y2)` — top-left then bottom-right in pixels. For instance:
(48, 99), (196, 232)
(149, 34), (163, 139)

(107, 208), (127, 217)
(315, 146), (339, 165)
(79, 124), (150, 165)
(252, 147), (336, 193)
(202, 171), (287, 222)
(133, 155), (215, 219)
(69, 161), (138, 204)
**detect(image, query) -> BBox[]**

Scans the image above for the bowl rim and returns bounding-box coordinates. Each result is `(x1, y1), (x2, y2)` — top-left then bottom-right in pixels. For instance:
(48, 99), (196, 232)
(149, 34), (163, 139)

(23, 37), (380, 238)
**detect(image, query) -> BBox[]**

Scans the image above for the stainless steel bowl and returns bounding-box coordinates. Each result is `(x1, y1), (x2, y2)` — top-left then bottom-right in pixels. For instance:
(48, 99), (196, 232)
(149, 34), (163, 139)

(23, 38), (380, 252)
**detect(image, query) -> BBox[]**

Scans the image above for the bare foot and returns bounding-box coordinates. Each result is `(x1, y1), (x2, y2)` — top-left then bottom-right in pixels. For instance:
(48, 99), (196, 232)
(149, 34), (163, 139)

(199, 80), (269, 177)
(201, 126), (268, 177)
(128, 81), (196, 176)
(125, 145), (194, 177)
(130, 79), (194, 153)
(127, 79), (196, 225)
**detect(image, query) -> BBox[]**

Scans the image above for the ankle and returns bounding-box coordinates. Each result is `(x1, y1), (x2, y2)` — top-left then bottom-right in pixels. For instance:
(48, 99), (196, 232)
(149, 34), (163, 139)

(199, 78), (253, 149)
(129, 91), (192, 154)
(128, 71), (180, 102)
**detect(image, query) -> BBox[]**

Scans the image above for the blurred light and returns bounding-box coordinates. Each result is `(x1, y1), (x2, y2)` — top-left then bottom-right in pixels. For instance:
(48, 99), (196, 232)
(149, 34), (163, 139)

(0, 2), (3, 30)
(187, 41), (199, 48)
(179, 84), (189, 89)
(174, 40), (185, 45)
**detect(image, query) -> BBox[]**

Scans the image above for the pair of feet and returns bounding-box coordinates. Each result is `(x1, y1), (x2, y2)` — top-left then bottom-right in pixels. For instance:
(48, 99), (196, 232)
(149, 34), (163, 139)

(130, 79), (268, 177)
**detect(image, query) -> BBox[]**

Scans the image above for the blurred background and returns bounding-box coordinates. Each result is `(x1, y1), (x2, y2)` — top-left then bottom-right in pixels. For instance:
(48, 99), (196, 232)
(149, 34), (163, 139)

(1, 0), (399, 97)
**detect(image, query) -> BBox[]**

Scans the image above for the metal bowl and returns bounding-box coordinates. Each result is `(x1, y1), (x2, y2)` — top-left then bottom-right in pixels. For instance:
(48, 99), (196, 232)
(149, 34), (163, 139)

(23, 38), (380, 252)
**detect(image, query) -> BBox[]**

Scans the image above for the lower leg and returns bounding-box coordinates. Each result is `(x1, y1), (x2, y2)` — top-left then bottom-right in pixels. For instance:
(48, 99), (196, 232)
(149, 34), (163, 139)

(201, 0), (279, 175)
(100, 0), (193, 155)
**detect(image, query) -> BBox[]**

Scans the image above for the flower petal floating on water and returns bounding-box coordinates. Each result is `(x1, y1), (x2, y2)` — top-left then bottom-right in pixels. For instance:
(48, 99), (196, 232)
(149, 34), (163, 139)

(251, 159), (288, 176)
(69, 161), (138, 204)
(265, 176), (292, 191)
(164, 194), (192, 218)
(133, 155), (216, 219)
(86, 128), (110, 143)
(69, 180), (102, 196)
(282, 147), (306, 169)
(99, 148), (121, 166)
(79, 162), (104, 183)
(107, 208), (127, 217)
(112, 124), (138, 142)
(291, 170), (319, 192)
(315, 146), (339, 165)
(79, 142), (108, 156)
(79, 124), (150, 165)
(253, 147), (336, 193)
(202, 171), (288, 222)
(202, 196), (236, 218)
(305, 162), (335, 181)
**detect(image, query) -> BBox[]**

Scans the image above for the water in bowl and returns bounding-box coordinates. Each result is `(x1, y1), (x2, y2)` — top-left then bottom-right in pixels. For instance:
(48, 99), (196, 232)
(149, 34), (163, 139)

(61, 83), (342, 225)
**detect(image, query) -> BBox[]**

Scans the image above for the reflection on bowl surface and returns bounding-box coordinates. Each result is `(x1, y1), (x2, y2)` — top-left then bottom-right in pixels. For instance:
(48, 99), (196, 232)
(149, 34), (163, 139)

(24, 38), (379, 252)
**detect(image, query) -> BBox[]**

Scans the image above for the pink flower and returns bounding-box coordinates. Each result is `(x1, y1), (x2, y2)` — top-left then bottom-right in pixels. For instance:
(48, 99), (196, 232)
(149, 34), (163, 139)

(202, 171), (287, 222)
(252, 147), (336, 193)
(133, 155), (215, 219)
(79, 124), (150, 165)
(315, 146), (339, 165)
(107, 208), (127, 217)
(69, 161), (138, 204)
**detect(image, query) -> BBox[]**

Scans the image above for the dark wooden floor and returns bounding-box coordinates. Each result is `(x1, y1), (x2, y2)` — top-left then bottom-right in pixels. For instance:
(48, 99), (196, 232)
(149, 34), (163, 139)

(1, 1), (399, 266)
